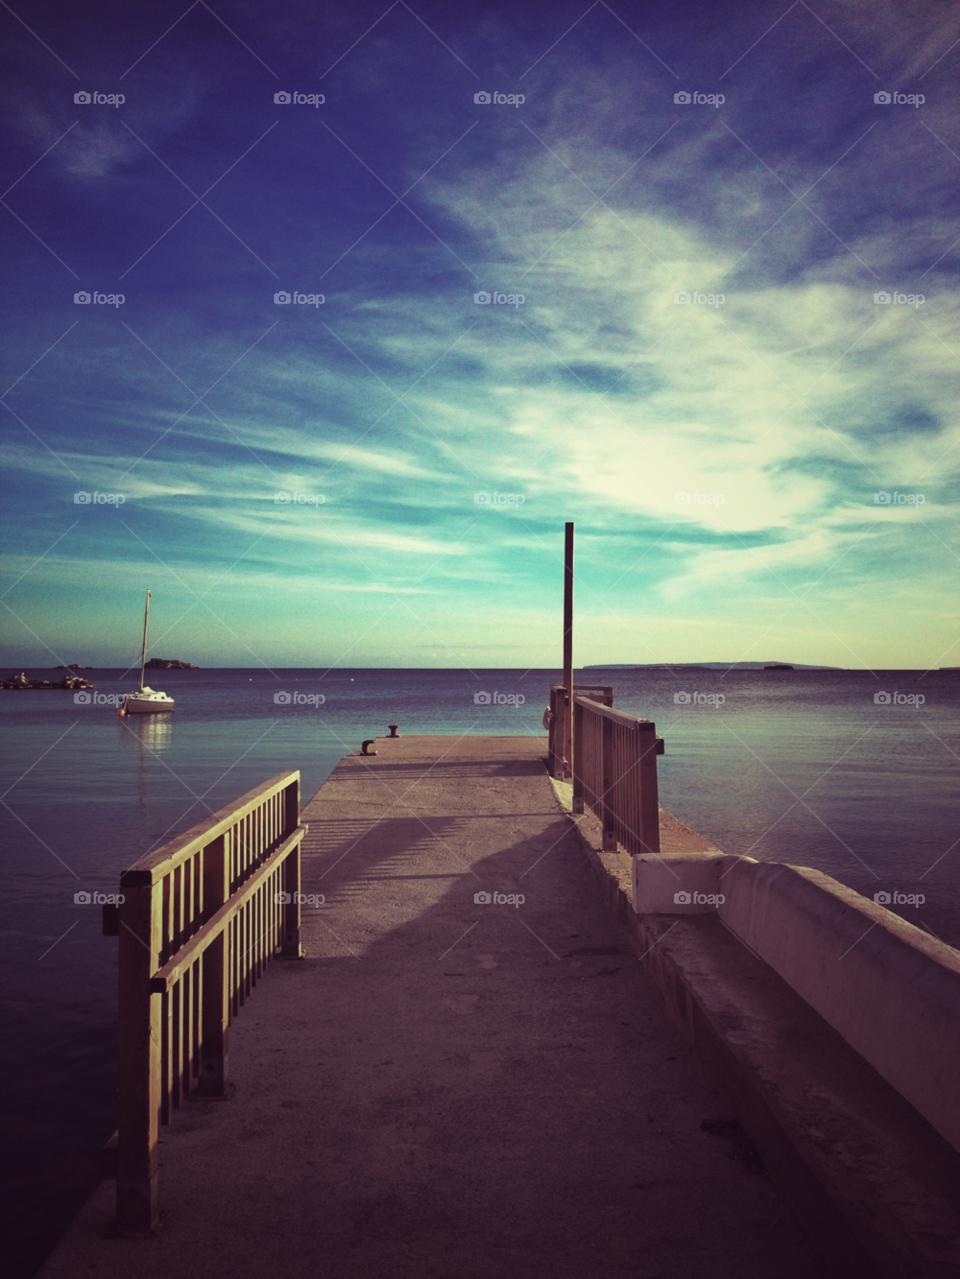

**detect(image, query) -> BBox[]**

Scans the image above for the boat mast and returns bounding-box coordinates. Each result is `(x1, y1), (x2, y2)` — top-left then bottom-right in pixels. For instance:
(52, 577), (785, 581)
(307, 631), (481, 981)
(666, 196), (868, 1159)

(139, 590), (151, 693)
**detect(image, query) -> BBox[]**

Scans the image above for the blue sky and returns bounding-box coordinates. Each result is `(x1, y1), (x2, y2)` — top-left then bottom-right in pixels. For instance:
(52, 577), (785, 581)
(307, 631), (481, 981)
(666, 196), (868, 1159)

(1, 0), (957, 670)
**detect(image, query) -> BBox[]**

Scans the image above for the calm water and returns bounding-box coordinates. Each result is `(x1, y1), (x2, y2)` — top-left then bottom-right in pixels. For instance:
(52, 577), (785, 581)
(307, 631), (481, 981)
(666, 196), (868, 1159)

(2, 665), (957, 1274)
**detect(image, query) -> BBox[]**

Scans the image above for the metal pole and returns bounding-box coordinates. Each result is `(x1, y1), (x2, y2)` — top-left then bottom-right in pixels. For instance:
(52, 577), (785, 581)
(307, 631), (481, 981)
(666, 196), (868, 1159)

(563, 522), (574, 778)
(139, 589), (151, 693)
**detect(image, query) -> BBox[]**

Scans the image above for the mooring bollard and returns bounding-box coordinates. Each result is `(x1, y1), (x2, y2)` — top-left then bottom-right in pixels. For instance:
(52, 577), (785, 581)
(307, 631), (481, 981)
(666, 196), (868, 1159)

(360, 740), (377, 756)
(387, 724), (400, 737)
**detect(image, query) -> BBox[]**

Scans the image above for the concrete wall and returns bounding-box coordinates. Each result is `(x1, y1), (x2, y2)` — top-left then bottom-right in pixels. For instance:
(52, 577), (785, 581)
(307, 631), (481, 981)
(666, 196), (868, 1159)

(634, 851), (960, 1154)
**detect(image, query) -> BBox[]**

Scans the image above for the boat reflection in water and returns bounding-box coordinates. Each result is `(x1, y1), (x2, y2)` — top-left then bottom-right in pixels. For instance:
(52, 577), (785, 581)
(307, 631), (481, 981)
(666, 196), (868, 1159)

(117, 711), (174, 837)
(118, 713), (173, 753)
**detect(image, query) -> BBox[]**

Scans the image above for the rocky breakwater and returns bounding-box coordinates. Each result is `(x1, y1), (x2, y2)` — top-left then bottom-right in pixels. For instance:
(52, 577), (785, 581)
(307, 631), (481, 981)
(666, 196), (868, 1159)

(2, 671), (95, 690)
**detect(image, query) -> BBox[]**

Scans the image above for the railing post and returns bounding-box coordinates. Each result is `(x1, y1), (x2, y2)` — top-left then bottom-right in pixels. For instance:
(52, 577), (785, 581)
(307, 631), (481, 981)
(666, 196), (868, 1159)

(572, 697), (584, 813)
(547, 686), (558, 776)
(601, 713), (617, 852)
(198, 834), (229, 1097)
(116, 875), (162, 1235)
(638, 722), (661, 856)
(553, 690), (568, 781)
(562, 522), (574, 778)
(281, 848), (302, 958)
(281, 779), (303, 958)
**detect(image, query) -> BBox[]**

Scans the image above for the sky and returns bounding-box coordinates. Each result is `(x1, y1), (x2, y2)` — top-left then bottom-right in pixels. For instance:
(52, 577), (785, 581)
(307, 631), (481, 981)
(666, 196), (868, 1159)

(0, 0), (957, 671)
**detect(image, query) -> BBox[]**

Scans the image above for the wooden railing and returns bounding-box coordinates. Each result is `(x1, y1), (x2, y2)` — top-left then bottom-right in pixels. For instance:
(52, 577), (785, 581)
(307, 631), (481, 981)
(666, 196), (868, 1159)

(547, 684), (613, 778)
(101, 771), (307, 1235)
(572, 697), (663, 856)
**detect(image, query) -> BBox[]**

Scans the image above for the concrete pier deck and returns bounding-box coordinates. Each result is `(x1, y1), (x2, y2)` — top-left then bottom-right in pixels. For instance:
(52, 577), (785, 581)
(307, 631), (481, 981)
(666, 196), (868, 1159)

(38, 734), (817, 1278)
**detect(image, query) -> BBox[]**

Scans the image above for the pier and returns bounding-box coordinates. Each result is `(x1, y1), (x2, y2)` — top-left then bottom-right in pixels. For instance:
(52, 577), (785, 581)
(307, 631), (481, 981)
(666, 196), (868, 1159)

(37, 723), (960, 1279)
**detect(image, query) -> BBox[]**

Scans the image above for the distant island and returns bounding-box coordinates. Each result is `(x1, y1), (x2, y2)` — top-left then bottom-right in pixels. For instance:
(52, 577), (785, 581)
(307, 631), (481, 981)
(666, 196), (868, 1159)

(145, 658), (199, 669)
(583, 662), (842, 671)
(55, 663), (87, 670)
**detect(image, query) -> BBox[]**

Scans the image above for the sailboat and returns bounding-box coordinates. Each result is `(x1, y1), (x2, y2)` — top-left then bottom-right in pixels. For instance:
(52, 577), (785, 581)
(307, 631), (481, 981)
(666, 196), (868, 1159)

(119, 590), (175, 715)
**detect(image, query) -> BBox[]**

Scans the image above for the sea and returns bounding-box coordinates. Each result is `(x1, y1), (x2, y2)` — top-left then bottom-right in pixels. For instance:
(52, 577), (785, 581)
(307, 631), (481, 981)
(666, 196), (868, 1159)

(2, 664), (958, 1275)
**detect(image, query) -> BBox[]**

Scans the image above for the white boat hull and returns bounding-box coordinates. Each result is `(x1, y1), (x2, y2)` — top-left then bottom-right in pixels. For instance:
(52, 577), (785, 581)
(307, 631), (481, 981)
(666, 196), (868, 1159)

(122, 688), (175, 714)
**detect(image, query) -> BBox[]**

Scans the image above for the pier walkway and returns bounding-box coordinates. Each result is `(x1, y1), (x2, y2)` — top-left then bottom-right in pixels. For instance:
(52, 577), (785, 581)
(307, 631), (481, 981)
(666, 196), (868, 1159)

(39, 734), (817, 1278)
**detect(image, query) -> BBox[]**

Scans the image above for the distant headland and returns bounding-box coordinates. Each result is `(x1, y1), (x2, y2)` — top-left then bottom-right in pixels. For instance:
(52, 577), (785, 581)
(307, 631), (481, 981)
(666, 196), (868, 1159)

(583, 662), (842, 671)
